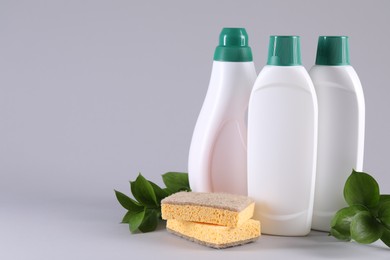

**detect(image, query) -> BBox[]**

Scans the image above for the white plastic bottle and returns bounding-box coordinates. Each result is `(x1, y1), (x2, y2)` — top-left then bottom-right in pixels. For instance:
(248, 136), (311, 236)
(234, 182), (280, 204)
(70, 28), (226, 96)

(310, 36), (365, 231)
(247, 36), (318, 236)
(188, 28), (256, 195)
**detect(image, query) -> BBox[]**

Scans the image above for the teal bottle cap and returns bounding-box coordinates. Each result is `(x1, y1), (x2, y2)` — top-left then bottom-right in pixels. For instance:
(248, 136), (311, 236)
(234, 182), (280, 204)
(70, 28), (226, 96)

(213, 28), (253, 62)
(267, 36), (302, 66)
(315, 36), (350, 65)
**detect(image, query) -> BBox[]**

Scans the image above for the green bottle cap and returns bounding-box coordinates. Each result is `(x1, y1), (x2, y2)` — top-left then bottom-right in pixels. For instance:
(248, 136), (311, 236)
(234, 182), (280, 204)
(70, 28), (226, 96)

(315, 36), (350, 65)
(267, 36), (302, 66)
(213, 28), (253, 62)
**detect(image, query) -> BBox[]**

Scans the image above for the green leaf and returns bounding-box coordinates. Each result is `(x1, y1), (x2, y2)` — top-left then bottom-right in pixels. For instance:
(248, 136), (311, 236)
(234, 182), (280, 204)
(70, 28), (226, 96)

(330, 228), (351, 241)
(343, 170), (380, 208)
(130, 174), (158, 207)
(330, 205), (367, 241)
(114, 190), (143, 211)
(128, 210), (146, 233)
(381, 228), (390, 247)
(163, 187), (173, 195)
(370, 195), (390, 217)
(138, 209), (159, 233)
(121, 204), (145, 224)
(162, 172), (191, 193)
(350, 211), (383, 244)
(115, 171), (189, 234)
(148, 180), (170, 202)
(378, 201), (390, 229)
(380, 195), (390, 204)
(121, 211), (132, 223)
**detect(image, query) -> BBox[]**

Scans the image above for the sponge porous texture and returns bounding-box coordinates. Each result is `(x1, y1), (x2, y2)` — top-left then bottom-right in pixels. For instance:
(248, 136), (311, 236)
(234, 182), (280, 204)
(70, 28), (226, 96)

(162, 192), (261, 249)
(161, 192), (255, 227)
(167, 219), (261, 249)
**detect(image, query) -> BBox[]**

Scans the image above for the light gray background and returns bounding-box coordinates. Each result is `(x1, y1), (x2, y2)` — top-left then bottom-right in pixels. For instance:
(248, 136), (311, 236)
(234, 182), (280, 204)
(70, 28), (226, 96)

(1, 0), (389, 259)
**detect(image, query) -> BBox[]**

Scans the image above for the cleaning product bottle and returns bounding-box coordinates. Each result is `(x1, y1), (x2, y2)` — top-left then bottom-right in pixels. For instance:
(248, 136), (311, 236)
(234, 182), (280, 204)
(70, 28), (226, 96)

(310, 36), (365, 231)
(188, 28), (256, 195)
(247, 36), (318, 236)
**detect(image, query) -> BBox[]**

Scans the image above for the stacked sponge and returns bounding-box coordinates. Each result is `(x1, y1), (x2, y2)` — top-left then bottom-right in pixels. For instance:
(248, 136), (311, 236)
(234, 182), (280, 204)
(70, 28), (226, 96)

(161, 192), (261, 249)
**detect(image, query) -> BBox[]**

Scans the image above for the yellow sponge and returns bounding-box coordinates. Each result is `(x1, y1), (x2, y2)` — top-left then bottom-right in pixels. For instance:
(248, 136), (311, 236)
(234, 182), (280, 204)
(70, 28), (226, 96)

(161, 192), (255, 227)
(166, 219), (261, 249)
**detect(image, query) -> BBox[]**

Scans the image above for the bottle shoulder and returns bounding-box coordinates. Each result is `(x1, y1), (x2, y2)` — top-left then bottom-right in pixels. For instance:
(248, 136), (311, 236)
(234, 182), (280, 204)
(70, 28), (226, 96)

(309, 65), (363, 93)
(195, 61), (256, 124)
(211, 60), (256, 71)
(310, 65), (356, 74)
(252, 65), (315, 93)
(209, 61), (256, 83)
(205, 61), (256, 104)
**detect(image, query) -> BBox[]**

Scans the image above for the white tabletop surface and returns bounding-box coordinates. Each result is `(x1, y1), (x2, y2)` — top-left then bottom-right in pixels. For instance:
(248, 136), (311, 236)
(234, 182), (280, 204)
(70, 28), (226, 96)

(1, 198), (388, 260)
